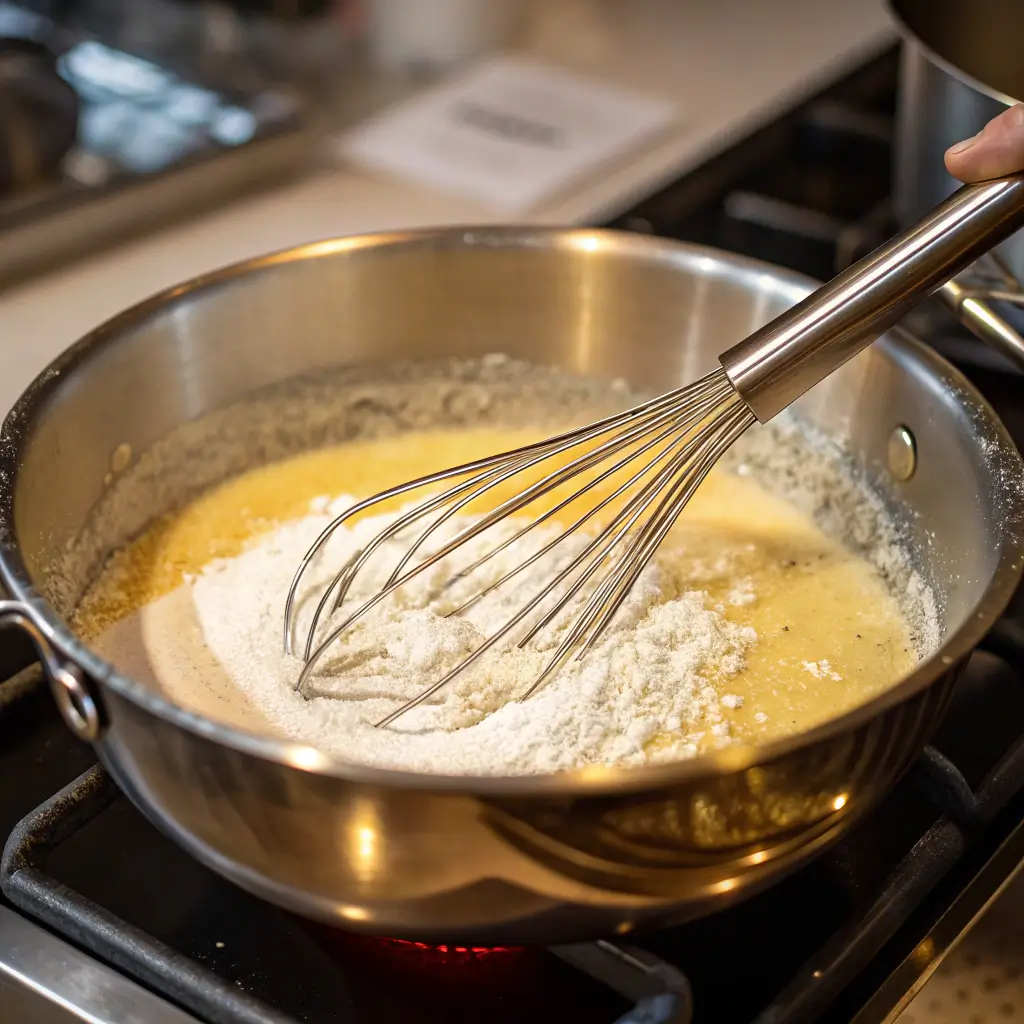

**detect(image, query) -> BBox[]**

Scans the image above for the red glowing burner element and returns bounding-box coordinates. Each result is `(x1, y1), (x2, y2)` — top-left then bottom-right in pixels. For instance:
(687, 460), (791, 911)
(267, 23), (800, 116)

(375, 937), (522, 963)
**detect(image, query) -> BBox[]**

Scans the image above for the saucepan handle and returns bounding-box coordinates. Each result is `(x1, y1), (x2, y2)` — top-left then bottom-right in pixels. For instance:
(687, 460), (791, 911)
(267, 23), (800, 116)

(937, 253), (1024, 371)
(0, 599), (105, 742)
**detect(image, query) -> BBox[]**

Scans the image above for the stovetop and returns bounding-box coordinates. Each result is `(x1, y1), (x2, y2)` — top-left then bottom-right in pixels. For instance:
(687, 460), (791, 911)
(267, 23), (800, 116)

(3, 45), (1024, 1024)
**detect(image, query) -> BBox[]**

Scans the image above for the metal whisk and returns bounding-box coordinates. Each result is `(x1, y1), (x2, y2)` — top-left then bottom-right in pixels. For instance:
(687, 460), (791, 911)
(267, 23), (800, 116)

(284, 173), (1024, 728)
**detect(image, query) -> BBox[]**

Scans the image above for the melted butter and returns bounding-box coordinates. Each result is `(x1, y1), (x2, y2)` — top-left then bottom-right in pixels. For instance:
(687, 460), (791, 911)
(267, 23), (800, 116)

(77, 426), (918, 747)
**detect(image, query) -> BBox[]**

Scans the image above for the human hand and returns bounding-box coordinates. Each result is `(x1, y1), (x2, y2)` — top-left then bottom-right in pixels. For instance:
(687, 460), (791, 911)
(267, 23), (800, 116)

(945, 103), (1024, 183)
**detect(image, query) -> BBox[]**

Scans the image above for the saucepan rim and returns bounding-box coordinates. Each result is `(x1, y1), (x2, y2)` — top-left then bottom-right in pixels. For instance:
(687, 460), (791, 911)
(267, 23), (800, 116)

(1, 225), (1022, 796)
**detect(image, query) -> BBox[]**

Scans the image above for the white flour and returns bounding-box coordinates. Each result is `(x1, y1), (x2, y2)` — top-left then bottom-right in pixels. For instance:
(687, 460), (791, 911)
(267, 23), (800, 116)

(188, 495), (757, 775)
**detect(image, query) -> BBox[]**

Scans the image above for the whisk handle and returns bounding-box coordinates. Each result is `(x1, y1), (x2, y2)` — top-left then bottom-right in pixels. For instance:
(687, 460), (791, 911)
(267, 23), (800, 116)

(719, 173), (1024, 423)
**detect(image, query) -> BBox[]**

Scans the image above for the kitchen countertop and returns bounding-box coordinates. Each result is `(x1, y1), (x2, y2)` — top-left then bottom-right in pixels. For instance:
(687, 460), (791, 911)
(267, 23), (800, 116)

(0, 0), (894, 418)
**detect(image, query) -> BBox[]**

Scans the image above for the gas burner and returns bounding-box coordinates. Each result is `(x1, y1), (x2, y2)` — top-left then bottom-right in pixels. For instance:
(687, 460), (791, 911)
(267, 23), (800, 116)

(372, 937), (522, 959)
(312, 928), (530, 981)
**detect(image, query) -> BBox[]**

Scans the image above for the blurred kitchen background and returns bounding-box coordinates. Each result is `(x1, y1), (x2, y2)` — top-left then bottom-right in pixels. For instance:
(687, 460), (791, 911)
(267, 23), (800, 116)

(0, 0), (897, 316)
(1, 2), (1023, 1022)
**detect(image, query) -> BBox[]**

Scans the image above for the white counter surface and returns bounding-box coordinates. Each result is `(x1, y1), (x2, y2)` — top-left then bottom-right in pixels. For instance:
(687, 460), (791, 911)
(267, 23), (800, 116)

(0, 0), (894, 417)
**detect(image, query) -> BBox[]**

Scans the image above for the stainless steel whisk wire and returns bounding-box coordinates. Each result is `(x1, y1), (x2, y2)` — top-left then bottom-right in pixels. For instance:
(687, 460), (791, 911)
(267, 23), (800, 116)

(284, 370), (748, 725)
(283, 173), (1024, 728)
(299, 376), (724, 656)
(285, 375), (711, 653)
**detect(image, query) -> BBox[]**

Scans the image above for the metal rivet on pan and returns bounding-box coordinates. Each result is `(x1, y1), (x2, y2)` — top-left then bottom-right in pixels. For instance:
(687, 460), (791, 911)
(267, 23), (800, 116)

(888, 425), (917, 481)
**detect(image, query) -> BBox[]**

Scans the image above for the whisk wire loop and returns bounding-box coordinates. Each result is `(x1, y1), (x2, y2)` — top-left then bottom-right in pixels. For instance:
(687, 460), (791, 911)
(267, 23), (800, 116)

(373, 392), (754, 727)
(286, 368), (759, 727)
(283, 379), (706, 656)
(573, 401), (753, 659)
(517, 398), (752, 699)
(445, 415), (694, 619)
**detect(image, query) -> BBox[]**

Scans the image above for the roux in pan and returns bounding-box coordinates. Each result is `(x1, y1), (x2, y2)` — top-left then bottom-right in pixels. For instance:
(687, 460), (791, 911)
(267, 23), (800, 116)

(76, 425), (921, 775)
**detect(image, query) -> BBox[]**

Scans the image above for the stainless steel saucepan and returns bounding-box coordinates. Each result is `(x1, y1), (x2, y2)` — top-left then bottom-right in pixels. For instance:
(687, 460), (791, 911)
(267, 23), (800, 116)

(1, 228), (1022, 944)
(890, 0), (1024, 367)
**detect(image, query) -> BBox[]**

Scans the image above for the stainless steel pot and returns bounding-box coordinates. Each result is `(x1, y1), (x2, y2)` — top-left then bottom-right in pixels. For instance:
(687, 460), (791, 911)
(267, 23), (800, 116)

(1, 228), (1022, 944)
(890, 0), (1024, 367)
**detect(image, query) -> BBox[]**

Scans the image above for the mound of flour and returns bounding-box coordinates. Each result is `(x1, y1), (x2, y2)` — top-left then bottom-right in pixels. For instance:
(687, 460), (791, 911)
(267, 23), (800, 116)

(188, 495), (757, 775)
